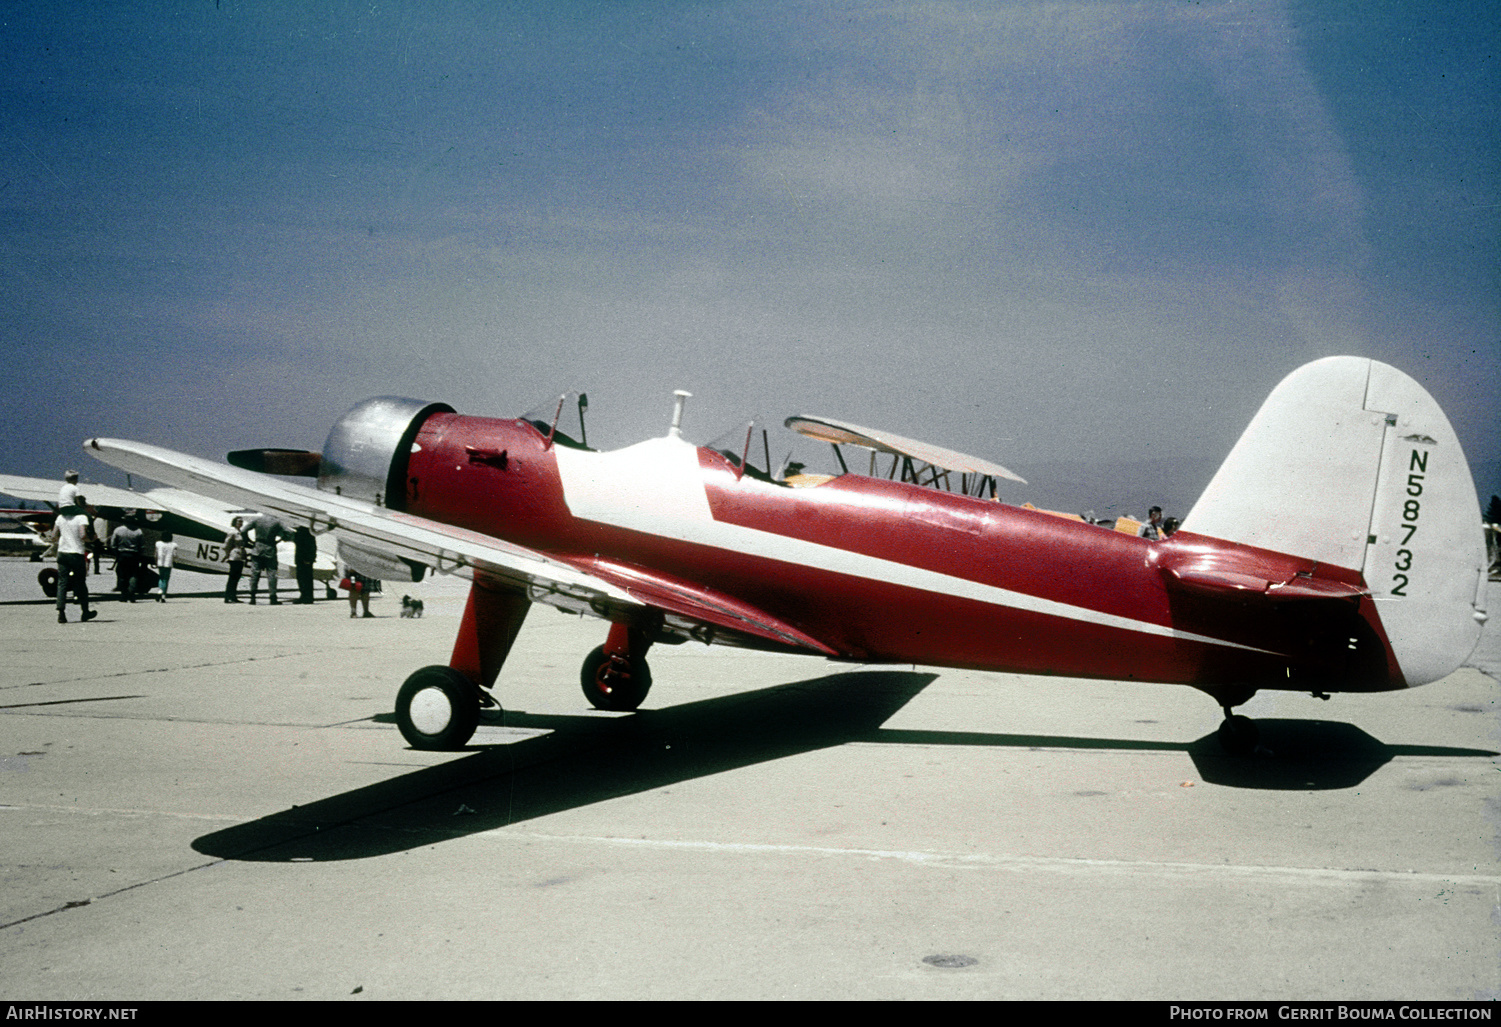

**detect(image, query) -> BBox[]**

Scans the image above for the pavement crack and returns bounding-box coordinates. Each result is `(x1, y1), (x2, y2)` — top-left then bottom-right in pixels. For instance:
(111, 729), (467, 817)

(0, 858), (226, 932)
(0, 694), (147, 709)
(0, 652), (332, 690)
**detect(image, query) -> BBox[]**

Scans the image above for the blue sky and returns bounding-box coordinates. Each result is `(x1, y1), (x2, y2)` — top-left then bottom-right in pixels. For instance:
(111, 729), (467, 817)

(3, 1), (1496, 517)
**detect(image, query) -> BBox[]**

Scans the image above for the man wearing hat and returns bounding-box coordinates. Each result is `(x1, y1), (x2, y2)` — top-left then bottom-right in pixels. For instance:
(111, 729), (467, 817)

(54, 491), (98, 624)
(58, 470), (80, 510)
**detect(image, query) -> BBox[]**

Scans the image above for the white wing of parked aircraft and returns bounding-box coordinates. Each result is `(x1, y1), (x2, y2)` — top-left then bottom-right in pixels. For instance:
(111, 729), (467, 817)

(0, 472), (336, 582)
(785, 415), (1026, 497)
(0, 474), (185, 513)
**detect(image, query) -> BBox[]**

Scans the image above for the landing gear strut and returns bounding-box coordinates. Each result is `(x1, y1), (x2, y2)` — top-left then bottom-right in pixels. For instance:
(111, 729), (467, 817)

(1200, 685), (1260, 756)
(580, 623), (653, 711)
(392, 578), (527, 750)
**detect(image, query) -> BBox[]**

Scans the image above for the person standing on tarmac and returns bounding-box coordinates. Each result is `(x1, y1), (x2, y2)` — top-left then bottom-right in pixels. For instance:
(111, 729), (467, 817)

(292, 526), (317, 604)
(110, 517), (146, 602)
(54, 495), (98, 624)
(153, 531), (178, 602)
(222, 517), (247, 603)
(343, 570), (373, 618)
(57, 472), (103, 573)
(246, 512), (288, 605)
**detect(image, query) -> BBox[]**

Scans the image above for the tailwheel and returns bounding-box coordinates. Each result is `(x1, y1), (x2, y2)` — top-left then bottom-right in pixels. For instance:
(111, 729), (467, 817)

(1217, 713), (1259, 756)
(38, 567), (59, 598)
(581, 645), (652, 711)
(395, 665), (484, 750)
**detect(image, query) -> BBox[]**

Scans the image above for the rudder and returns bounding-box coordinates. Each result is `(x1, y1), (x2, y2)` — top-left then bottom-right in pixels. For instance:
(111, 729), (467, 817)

(1182, 356), (1487, 687)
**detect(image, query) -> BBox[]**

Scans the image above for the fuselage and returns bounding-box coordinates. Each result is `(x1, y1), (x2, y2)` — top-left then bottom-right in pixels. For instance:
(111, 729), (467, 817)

(402, 413), (1402, 694)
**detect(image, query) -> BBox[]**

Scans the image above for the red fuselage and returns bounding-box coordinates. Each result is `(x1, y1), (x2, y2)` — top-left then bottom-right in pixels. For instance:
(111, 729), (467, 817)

(402, 413), (1401, 695)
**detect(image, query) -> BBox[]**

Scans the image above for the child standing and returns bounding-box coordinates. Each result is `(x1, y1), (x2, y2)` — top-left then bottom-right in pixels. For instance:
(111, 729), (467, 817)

(154, 532), (178, 602)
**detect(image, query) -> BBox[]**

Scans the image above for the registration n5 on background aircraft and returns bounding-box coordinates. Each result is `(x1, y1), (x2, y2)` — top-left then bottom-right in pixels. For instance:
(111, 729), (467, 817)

(83, 357), (1488, 755)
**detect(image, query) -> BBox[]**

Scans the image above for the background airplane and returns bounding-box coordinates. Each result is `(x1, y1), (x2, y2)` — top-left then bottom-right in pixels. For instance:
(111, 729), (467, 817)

(80, 357), (1488, 757)
(0, 474), (339, 598)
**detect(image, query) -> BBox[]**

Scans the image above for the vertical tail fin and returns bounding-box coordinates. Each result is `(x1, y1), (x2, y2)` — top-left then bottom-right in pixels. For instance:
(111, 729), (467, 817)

(1182, 356), (1487, 686)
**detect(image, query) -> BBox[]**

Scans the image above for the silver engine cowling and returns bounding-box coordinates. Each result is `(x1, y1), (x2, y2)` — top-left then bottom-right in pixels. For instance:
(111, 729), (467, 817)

(318, 396), (453, 510)
(320, 396), (453, 583)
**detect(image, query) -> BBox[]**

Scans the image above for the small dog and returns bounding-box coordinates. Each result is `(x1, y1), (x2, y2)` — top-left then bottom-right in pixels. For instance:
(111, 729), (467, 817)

(400, 595), (424, 618)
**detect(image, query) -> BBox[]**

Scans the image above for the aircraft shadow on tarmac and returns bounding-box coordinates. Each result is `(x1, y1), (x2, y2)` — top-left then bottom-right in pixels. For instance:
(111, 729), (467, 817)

(879, 718), (1497, 791)
(191, 671), (1498, 862)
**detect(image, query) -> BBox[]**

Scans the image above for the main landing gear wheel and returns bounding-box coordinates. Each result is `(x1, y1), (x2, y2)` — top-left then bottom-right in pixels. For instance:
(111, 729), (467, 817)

(395, 665), (482, 750)
(1217, 714), (1259, 756)
(581, 645), (652, 712)
(38, 567), (58, 598)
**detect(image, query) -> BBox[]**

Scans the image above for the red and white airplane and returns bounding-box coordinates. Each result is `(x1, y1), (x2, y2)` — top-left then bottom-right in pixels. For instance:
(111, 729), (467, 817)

(83, 356), (1489, 754)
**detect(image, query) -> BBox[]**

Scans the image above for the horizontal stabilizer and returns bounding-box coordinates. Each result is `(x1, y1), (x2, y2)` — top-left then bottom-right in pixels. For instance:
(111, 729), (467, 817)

(1266, 577), (1368, 600)
(1163, 564), (1366, 602)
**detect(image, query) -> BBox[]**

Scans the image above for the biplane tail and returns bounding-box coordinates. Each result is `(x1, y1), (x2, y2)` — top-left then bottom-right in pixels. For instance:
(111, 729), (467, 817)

(1181, 356), (1487, 687)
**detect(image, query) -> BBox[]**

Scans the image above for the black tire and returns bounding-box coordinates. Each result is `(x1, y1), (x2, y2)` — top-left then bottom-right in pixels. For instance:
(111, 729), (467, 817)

(1217, 714), (1259, 756)
(395, 665), (482, 750)
(38, 567), (58, 599)
(580, 645), (652, 711)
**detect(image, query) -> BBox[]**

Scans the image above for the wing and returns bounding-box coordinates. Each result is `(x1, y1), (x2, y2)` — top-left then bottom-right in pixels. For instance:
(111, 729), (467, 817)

(86, 436), (632, 602)
(134, 487), (255, 532)
(0, 473), (162, 511)
(0, 474), (251, 530)
(785, 415), (1027, 484)
(583, 556), (839, 654)
(84, 437), (836, 653)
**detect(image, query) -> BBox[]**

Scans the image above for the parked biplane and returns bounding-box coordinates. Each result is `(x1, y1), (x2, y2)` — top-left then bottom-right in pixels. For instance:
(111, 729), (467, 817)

(82, 357), (1488, 754)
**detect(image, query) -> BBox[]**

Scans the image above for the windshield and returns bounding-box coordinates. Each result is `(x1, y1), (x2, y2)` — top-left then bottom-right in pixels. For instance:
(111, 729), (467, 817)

(520, 392), (593, 450)
(704, 418), (844, 486)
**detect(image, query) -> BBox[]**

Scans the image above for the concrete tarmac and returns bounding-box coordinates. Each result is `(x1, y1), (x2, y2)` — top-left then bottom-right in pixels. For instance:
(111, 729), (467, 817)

(0, 557), (1497, 1001)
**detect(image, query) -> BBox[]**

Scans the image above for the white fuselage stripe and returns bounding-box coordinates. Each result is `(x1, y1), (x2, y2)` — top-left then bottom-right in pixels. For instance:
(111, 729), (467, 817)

(554, 440), (1276, 656)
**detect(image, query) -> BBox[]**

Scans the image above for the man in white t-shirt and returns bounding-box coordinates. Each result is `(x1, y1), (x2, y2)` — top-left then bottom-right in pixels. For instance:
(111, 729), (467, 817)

(54, 496), (99, 624)
(58, 469), (80, 510)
